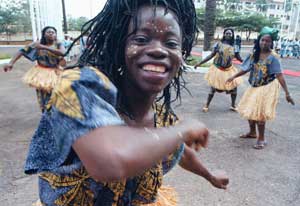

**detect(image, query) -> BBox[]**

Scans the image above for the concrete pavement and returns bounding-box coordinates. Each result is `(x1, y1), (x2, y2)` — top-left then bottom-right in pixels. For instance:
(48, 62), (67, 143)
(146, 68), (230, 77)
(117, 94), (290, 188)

(0, 48), (299, 206)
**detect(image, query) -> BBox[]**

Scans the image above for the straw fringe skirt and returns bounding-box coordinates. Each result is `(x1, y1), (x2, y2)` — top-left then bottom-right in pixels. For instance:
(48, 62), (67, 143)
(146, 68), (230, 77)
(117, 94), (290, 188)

(22, 65), (62, 93)
(205, 64), (243, 91)
(238, 80), (280, 121)
(143, 186), (178, 206)
(34, 186), (178, 206)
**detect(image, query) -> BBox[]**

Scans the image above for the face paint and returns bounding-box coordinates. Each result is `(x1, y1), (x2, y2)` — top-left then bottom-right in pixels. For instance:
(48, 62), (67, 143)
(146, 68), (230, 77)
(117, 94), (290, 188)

(124, 5), (182, 94)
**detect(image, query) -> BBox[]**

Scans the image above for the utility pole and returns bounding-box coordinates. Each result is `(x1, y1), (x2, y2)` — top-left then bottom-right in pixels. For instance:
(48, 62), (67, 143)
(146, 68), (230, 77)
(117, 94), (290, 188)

(61, 0), (68, 34)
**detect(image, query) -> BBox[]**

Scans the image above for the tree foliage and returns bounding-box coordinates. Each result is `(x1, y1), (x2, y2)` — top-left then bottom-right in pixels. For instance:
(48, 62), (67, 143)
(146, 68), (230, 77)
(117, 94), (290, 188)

(197, 9), (280, 40)
(0, 0), (31, 37)
(67, 16), (89, 31)
(219, 12), (280, 40)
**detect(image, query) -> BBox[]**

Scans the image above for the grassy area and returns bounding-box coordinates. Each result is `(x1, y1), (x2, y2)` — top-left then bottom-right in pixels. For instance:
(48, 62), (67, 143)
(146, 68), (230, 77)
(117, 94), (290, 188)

(0, 53), (11, 60)
(185, 55), (211, 67)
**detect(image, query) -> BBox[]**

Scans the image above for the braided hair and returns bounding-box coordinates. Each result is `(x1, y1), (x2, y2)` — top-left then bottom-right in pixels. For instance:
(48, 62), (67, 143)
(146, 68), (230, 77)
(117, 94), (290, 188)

(221, 28), (235, 46)
(66, 0), (198, 120)
(40, 26), (57, 45)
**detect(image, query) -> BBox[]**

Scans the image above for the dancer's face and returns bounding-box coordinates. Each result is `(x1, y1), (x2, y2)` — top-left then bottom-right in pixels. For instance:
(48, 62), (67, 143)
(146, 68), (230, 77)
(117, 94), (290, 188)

(44, 28), (57, 41)
(259, 34), (272, 52)
(224, 30), (233, 41)
(124, 5), (182, 94)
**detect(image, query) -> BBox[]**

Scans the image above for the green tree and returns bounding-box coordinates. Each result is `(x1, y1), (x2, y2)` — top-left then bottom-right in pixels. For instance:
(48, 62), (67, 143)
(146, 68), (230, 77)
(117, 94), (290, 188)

(233, 14), (280, 40)
(0, 0), (31, 38)
(17, 1), (31, 33)
(197, 8), (280, 41)
(67, 16), (89, 31)
(203, 0), (217, 51)
(196, 8), (223, 31)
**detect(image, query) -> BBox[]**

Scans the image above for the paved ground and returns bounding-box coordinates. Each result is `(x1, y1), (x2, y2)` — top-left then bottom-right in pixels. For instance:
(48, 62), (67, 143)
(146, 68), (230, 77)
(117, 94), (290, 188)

(0, 47), (300, 206)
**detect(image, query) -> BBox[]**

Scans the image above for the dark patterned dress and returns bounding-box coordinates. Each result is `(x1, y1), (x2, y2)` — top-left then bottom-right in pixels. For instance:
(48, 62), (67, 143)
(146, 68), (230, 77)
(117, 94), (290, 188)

(25, 67), (184, 205)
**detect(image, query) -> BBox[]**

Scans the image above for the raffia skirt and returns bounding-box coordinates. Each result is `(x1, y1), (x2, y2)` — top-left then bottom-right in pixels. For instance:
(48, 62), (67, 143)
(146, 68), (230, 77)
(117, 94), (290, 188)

(33, 186), (178, 206)
(204, 64), (243, 91)
(143, 186), (178, 206)
(238, 80), (280, 121)
(22, 65), (62, 93)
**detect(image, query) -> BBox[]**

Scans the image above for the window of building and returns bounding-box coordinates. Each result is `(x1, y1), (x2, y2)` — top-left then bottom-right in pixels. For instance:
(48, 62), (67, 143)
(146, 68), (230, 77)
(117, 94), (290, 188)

(270, 4), (276, 9)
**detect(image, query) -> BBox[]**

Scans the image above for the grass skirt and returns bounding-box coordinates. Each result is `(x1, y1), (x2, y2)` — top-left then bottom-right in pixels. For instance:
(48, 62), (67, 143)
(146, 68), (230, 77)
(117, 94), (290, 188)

(35, 186), (178, 206)
(204, 64), (243, 91)
(238, 80), (280, 121)
(22, 65), (61, 93)
(143, 186), (177, 206)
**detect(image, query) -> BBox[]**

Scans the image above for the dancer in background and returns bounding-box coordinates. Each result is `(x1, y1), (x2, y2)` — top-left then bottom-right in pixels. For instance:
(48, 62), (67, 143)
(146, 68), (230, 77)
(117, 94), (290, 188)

(3, 26), (65, 111)
(227, 27), (295, 149)
(195, 28), (243, 112)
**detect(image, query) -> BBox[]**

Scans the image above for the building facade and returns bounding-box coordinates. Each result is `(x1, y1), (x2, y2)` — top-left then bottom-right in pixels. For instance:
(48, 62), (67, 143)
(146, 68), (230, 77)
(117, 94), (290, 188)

(194, 0), (300, 39)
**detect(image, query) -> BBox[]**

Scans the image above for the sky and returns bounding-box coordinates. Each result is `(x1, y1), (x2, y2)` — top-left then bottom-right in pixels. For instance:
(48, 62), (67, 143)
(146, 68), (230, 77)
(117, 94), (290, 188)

(64, 0), (107, 18)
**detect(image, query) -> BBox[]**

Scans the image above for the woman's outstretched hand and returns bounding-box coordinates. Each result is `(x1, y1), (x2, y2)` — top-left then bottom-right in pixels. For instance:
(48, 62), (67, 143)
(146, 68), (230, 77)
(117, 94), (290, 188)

(209, 171), (229, 190)
(286, 94), (295, 105)
(3, 63), (13, 72)
(194, 63), (201, 69)
(226, 77), (234, 84)
(180, 119), (209, 151)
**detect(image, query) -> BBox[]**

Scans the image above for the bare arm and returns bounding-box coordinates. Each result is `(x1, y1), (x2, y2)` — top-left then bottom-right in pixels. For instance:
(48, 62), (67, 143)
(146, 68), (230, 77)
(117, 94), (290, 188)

(276, 73), (295, 105)
(226, 70), (248, 83)
(3, 51), (23, 72)
(73, 120), (209, 182)
(36, 42), (65, 56)
(194, 51), (217, 68)
(179, 146), (229, 189)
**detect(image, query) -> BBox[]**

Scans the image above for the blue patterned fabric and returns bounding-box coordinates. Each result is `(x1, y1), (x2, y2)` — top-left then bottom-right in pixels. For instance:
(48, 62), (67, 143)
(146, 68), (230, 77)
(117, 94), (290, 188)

(24, 66), (184, 206)
(25, 67), (123, 174)
(241, 53), (282, 87)
(212, 42), (236, 68)
(20, 42), (62, 68)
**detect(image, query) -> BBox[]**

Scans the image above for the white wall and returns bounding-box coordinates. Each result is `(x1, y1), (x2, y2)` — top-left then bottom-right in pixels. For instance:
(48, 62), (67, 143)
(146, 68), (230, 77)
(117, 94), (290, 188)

(29, 0), (64, 41)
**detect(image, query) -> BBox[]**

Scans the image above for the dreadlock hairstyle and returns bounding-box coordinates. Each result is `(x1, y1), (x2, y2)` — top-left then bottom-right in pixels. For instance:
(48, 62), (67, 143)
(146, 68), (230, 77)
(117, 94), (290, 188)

(253, 34), (274, 63)
(221, 28), (235, 46)
(40, 26), (57, 45)
(66, 0), (198, 121)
